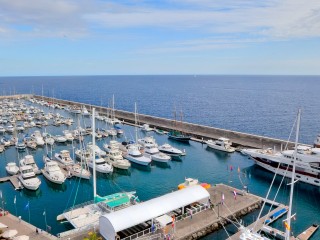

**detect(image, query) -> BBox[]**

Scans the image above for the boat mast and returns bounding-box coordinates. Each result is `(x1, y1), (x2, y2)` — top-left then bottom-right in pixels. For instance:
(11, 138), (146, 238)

(286, 109), (301, 240)
(134, 102), (138, 142)
(112, 94), (115, 120)
(92, 108), (97, 201)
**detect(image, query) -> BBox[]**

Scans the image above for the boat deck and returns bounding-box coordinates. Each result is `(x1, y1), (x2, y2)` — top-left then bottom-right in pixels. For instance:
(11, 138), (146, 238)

(228, 204), (288, 240)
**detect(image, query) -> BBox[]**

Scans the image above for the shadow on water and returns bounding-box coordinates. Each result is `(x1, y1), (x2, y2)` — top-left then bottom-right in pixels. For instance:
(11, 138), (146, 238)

(206, 147), (232, 159)
(22, 188), (42, 199)
(113, 168), (131, 176)
(151, 161), (171, 169)
(43, 179), (68, 192)
(130, 162), (152, 172)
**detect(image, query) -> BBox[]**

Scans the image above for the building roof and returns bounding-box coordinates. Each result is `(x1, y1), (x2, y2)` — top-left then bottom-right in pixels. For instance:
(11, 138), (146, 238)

(99, 185), (209, 240)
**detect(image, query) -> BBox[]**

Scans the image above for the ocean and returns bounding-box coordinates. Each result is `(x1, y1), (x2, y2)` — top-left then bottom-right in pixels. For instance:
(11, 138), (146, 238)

(0, 75), (319, 239)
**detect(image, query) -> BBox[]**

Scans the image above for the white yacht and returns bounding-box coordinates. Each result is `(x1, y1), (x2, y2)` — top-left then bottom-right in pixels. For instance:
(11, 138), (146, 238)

(63, 130), (74, 142)
(69, 106), (82, 114)
(18, 165), (41, 190)
(54, 150), (74, 166)
(141, 124), (153, 132)
(103, 140), (121, 153)
(242, 145), (320, 187)
(88, 156), (113, 173)
(15, 140), (26, 151)
(81, 106), (90, 116)
(106, 148), (131, 170)
(75, 148), (92, 162)
(206, 137), (236, 153)
(42, 158), (66, 184)
(124, 144), (151, 166)
(138, 136), (170, 162)
(158, 143), (183, 157)
(54, 135), (67, 143)
(87, 142), (106, 157)
(0, 125), (6, 134)
(6, 124), (14, 133)
(5, 162), (19, 175)
(66, 163), (91, 180)
(31, 130), (45, 146)
(16, 124), (25, 131)
(19, 155), (40, 174)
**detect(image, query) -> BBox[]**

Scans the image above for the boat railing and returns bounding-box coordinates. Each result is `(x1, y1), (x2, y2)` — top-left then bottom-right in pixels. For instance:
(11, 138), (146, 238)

(63, 200), (94, 213)
(122, 224), (161, 240)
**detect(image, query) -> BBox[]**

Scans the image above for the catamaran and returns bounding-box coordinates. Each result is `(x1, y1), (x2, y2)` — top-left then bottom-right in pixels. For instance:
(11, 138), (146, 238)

(56, 108), (139, 239)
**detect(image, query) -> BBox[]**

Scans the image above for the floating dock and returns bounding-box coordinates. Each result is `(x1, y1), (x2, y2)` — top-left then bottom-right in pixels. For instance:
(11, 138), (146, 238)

(0, 175), (23, 190)
(296, 224), (319, 240)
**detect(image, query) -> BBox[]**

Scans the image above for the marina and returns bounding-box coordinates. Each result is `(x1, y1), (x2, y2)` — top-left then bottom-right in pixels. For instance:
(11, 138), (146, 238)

(0, 93), (319, 240)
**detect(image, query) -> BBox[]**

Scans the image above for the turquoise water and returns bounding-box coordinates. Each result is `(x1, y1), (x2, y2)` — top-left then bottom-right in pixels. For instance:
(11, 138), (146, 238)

(0, 76), (319, 239)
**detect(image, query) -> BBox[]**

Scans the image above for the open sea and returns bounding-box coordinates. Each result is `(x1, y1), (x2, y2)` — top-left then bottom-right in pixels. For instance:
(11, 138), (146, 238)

(0, 75), (319, 239)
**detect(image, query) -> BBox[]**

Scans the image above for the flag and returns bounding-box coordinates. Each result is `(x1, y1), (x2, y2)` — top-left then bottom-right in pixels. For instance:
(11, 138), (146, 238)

(14, 196), (16, 204)
(43, 210), (46, 216)
(24, 201), (29, 210)
(284, 221), (291, 230)
(238, 167), (240, 173)
(230, 165), (233, 171)
(233, 190), (237, 200)
(221, 193), (225, 205)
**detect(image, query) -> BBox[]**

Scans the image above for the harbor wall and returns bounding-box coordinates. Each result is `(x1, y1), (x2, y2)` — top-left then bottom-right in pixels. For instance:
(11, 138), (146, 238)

(31, 95), (296, 149)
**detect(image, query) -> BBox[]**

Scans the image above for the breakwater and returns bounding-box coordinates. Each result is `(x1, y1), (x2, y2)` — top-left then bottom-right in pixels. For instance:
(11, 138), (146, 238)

(31, 95), (298, 150)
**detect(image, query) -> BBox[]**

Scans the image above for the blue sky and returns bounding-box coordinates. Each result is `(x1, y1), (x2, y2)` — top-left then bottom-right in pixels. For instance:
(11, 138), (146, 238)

(0, 0), (319, 76)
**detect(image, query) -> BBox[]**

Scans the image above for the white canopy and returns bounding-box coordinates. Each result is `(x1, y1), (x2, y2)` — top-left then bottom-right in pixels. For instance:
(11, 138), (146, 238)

(99, 185), (209, 240)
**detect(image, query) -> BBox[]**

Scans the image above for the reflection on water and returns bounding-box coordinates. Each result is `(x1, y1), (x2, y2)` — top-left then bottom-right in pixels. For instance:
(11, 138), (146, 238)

(151, 161), (171, 169)
(22, 188), (42, 198)
(43, 178), (68, 192)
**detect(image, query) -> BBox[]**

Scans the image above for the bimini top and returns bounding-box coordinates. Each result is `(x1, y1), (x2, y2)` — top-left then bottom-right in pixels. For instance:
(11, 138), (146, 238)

(99, 185), (209, 240)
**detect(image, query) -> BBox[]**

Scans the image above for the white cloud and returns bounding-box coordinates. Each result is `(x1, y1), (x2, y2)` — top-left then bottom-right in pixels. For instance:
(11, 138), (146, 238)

(0, 0), (319, 41)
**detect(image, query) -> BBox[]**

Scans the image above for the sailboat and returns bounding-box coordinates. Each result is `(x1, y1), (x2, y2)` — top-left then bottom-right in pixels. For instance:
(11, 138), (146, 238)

(124, 103), (151, 166)
(168, 110), (191, 142)
(239, 109), (302, 240)
(56, 108), (138, 238)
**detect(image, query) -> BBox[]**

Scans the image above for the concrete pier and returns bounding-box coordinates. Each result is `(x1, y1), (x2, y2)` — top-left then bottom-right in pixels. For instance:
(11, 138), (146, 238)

(0, 211), (57, 239)
(31, 95), (301, 150)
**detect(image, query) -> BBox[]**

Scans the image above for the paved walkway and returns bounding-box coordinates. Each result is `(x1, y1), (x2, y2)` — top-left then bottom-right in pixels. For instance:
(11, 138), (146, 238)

(0, 212), (57, 240)
(174, 184), (261, 239)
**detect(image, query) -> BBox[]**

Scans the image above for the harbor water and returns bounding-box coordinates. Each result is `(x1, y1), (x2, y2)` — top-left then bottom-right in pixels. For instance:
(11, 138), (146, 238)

(0, 75), (319, 239)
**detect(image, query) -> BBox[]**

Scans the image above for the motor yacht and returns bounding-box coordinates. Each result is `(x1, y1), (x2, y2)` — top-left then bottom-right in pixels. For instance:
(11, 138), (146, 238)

(16, 124), (25, 132)
(124, 144), (151, 166)
(19, 155), (40, 174)
(18, 165), (41, 190)
(5, 162), (19, 175)
(206, 137), (236, 153)
(42, 158), (66, 184)
(75, 148), (92, 162)
(141, 124), (153, 132)
(138, 136), (170, 162)
(54, 135), (67, 143)
(15, 140), (26, 151)
(106, 148), (131, 170)
(242, 145), (320, 187)
(103, 140), (121, 153)
(31, 130), (45, 146)
(6, 124), (14, 133)
(0, 125), (6, 134)
(88, 156), (113, 173)
(63, 130), (74, 142)
(87, 142), (106, 157)
(158, 143), (183, 157)
(54, 150), (74, 166)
